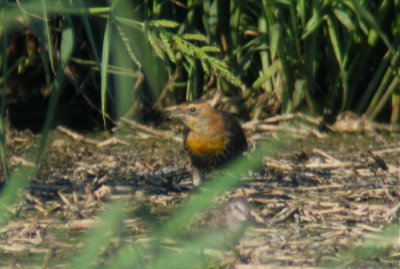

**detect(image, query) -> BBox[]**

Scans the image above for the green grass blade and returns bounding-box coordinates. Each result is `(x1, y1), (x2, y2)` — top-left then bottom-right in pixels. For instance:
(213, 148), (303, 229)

(0, 120), (7, 179)
(321, 222), (400, 268)
(258, 14), (275, 94)
(0, 6), (9, 179)
(252, 61), (279, 89)
(0, 166), (32, 226)
(269, 23), (281, 60)
(301, 3), (322, 39)
(356, 51), (391, 114)
(333, 8), (356, 32)
(37, 17), (74, 164)
(150, 228), (246, 269)
(368, 76), (398, 120)
(326, 14), (343, 69)
(77, 0), (101, 68)
(68, 202), (125, 269)
(40, 0), (56, 74)
(350, 0), (395, 54)
(101, 16), (111, 127)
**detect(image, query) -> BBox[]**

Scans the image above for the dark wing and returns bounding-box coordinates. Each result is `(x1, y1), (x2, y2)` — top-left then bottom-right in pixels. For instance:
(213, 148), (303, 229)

(219, 110), (248, 155)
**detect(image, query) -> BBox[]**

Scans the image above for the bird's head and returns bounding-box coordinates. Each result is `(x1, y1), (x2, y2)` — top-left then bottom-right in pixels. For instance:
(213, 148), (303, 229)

(166, 101), (219, 133)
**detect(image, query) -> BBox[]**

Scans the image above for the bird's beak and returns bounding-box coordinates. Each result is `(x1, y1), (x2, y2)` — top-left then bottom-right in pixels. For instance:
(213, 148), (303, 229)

(164, 105), (184, 120)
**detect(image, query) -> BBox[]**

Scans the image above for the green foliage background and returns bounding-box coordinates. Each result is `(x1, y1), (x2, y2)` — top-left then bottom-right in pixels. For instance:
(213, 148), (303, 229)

(1, 0), (400, 124)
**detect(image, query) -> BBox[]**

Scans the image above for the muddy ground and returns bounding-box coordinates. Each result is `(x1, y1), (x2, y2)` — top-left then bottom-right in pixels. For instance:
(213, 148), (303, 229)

(0, 117), (399, 268)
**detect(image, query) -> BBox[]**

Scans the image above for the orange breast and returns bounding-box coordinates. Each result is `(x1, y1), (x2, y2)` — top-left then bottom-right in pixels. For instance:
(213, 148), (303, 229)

(186, 133), (228, 156)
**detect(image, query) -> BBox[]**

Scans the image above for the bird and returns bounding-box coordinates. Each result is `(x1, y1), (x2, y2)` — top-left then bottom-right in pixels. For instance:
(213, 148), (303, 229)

(167, 101), (248, 186)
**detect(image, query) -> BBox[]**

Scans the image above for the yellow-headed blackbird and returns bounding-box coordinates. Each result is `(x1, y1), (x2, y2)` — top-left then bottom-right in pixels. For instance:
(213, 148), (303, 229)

(168, 101), (247, 186)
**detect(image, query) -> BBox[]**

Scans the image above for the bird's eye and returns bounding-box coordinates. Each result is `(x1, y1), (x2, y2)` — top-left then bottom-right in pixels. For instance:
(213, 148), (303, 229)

(189, 107), (197, 113)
